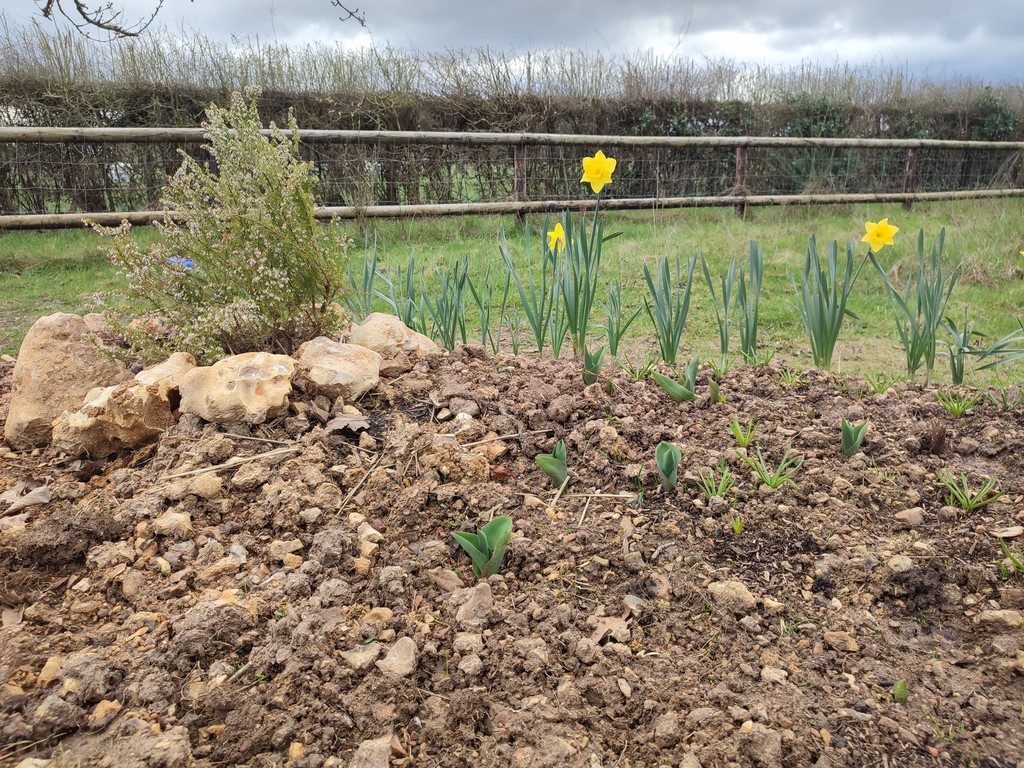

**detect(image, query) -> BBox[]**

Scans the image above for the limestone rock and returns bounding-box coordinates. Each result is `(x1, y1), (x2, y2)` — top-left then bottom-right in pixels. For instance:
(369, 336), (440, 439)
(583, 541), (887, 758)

(887, 554), (914, 573)
(178, 352), (295, 425)
(760, 666), (788, 684)
(189, 473), (224, 499)
(375, 637), (418, 677)
(978, 610), (1023, 629)
(894, 508), (925, 528)
(349, 312), (440, 359)
(708, 580), (758, 614)
(295, 337), (381, 402)
(457, 653), (483, 676)
(135, 351), (196, 388)
(654, 711), (682, 747)
(341, 643), (383, 671)
(4, 313), (130, 449)
(453, 581), (494, 629)
(824, 630), (860, 653)
(348, 735), (393, 768)
(51, 380), (177, 457)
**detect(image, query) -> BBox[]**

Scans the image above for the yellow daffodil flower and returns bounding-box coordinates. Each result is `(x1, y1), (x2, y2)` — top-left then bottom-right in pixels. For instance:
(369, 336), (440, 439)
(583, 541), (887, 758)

(581, 150), (616, 194)
(1019, 249), (1024, 258)
(861, 218), (899, 253)
(547, 222), (566, 252)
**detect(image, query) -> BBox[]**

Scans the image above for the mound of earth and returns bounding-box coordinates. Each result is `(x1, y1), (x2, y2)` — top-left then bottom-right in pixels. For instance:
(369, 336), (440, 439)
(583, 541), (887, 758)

(1, 348), (1023, 768)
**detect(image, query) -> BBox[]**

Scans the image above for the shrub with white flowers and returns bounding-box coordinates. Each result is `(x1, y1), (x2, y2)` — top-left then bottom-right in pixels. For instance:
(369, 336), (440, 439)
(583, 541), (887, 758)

(94, 88), (351, 364)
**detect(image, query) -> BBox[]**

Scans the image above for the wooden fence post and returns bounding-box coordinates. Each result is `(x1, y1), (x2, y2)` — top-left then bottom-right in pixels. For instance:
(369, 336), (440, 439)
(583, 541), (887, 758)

(902, 148), (917, 211)
(734, 146), (748, 217)
(513, 143), (527, 222)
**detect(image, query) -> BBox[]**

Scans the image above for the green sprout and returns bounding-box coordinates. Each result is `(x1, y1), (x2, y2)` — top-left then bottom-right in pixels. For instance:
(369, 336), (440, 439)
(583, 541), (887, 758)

(731, 516), (745, 535)
(619, 351), (659, 381)
(892, 680), (909, 705)
(995, 534), (1024, 578)
(864, 371), (899, 394)
(696, 458), (735, 499)
(738, 443), (804, 490)
(841, 417), (870, 457)
(452, 516), (514, 580)
(536, 440), (568, 487)
(985, 385), (1024, 413)
(583, 345), (605, 385)
(728, 416), (759, 448)
(935, 388), (981, 417)
(656, 441), (683, 493)
(937, 472), (1002, 512)
(652, 356), (700, 403)
(778, 367), (801, 388)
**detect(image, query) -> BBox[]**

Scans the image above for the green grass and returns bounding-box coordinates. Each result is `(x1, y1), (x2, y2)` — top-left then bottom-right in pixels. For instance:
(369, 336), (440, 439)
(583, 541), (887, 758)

(0, 227), (162, 354)
(3, 199), (1023, 388)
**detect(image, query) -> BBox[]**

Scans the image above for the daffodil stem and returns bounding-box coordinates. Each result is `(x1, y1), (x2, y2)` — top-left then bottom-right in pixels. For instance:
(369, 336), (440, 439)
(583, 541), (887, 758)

(590, 192), (602, 252)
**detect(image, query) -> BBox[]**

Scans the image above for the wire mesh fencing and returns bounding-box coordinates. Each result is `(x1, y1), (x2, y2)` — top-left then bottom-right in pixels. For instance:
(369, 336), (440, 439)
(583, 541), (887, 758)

(1, 128), (1022, 227)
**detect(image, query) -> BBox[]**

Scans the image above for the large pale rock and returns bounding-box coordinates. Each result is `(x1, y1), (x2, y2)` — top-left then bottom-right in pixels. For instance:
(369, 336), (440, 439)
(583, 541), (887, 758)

(349, 312), (440, 358)
(135, 351), (196, 388)
(51, 380), (177, 457)
(295, 337), (381, 402)
(178, 352), (295, 426)
(4, 313), (130, 449)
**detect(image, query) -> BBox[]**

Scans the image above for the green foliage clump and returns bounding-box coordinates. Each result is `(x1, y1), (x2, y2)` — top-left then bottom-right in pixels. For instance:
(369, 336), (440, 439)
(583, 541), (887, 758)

(94, 89), (351, 364)
(452, 516), (514, 580)
(970, 88), (1017, 141)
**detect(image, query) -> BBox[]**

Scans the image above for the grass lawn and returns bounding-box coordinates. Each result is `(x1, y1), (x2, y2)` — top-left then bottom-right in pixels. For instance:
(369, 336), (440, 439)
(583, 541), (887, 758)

(2, 199), (1022, 386)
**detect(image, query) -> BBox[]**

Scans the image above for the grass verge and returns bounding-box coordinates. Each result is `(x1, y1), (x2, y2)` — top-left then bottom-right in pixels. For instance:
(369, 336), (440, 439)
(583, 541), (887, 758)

(2, 199), (1022, 385)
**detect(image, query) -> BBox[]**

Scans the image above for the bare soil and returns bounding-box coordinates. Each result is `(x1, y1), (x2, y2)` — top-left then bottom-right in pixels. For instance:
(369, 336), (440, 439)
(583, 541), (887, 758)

(2, 348), (1024, 768)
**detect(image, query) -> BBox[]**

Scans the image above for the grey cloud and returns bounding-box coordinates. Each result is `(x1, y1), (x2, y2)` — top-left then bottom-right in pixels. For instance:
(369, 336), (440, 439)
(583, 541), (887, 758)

(1, 0), (1020, 82)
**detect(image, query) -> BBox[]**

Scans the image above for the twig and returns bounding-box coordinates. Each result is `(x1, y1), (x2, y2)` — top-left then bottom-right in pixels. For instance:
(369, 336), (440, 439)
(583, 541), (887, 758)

(339, 452), (384, 511)
(578, 495), (593, 527)
(548, 476), (570, 511)
(564, 492), (637, 500)
(220, 432), (295, 446)
(160, 445), (302, 479)
(226, 662), (250, 684)
(460, 428), (551, 448)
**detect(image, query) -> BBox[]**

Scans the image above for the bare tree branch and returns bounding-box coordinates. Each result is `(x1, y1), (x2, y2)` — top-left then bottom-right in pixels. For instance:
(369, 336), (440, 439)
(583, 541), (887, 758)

(36, 0), (367, 39)
(38, 0), (166, 39)
(330, 0), (366, 27)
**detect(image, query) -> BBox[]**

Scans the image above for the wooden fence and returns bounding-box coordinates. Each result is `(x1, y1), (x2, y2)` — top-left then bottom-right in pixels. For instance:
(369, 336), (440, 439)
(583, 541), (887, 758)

(1, 127), (1022, 229)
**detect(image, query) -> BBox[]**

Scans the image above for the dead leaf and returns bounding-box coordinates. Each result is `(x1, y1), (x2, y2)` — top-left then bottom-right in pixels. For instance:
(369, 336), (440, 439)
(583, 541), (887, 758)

(309, 400), (331, 423)
(0, 477), (43, 505)
(2, 485), (52, 516)
(991, 526), (1024, 539)
(0, 513), (31, 532)
(649, 572), (672, 600)
(588, 615), (629, 644)
(2, 605), (23, 628)
(325, 414), (371, 434)
(389, 734), (409, 757)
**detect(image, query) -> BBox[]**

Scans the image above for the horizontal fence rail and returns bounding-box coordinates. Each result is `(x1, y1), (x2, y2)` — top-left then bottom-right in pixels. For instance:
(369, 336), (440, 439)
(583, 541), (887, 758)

(1, 128), (1022, 229)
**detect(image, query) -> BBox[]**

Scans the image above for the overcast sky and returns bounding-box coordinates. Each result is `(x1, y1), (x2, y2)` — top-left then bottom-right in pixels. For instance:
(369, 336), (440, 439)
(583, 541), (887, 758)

(2, 0), (1022, 84)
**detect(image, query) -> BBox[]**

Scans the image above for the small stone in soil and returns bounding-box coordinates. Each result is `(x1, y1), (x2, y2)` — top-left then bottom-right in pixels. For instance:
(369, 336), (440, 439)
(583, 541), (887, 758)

(708, 580), (758, 613)
(886, 554), (914, 573)
(375, 637), (418, 677)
